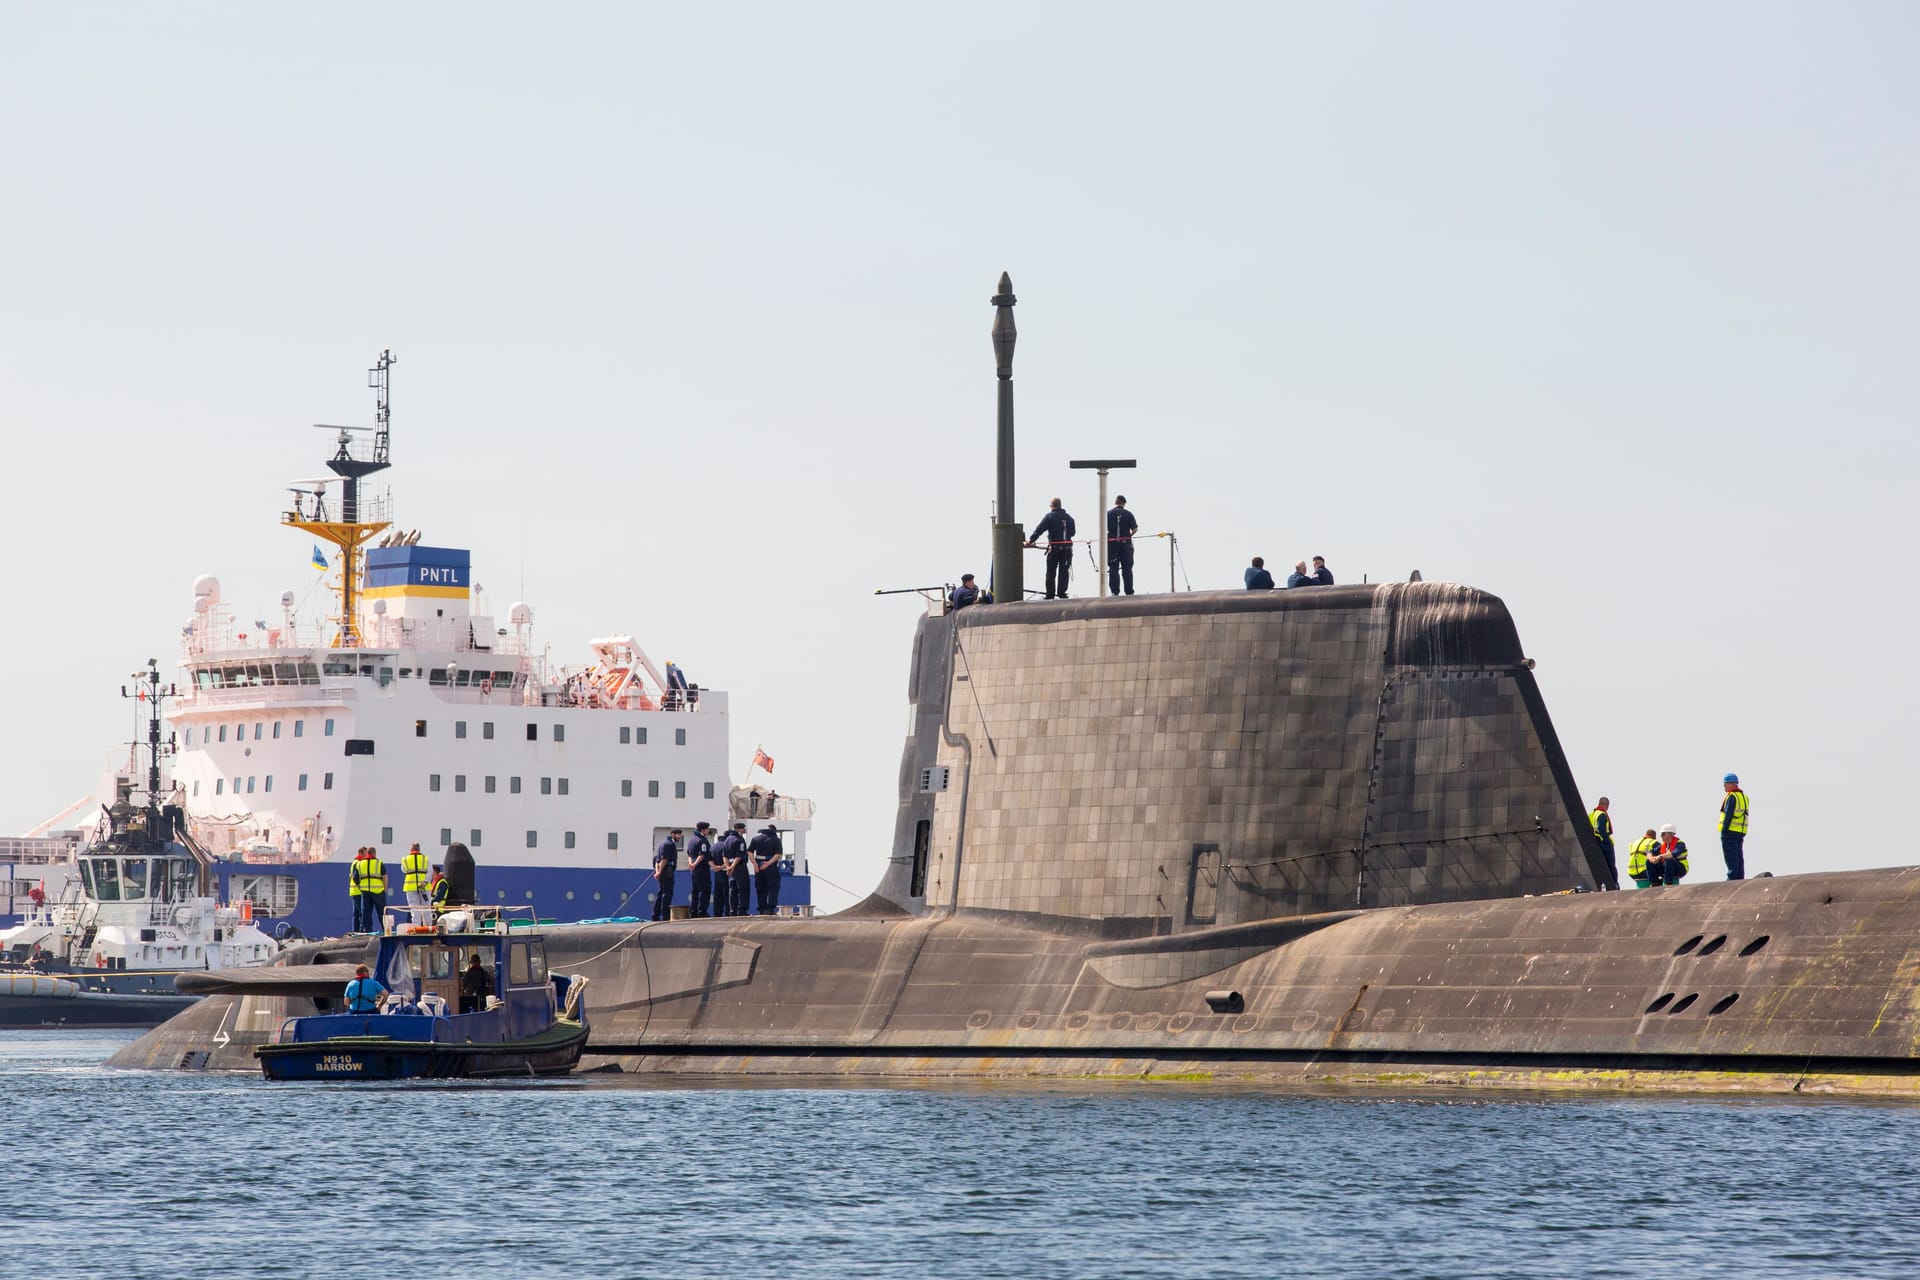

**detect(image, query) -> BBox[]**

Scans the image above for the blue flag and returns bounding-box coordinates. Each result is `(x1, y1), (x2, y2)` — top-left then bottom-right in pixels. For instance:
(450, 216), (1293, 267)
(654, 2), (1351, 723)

(311, 545), (329, 571)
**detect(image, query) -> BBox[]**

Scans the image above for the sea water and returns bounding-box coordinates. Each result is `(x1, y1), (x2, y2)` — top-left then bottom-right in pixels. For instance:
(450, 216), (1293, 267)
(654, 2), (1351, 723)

(3, 1031), (1916, 1280)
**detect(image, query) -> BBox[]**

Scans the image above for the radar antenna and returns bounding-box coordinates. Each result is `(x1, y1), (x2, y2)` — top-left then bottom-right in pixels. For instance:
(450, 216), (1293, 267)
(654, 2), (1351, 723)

(284, 351), (398, 646)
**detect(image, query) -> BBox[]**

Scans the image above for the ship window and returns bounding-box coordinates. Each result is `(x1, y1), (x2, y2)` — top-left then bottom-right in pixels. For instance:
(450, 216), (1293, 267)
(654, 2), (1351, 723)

(674, 782), (686, 799)
(541, 777), (552, 796)
(441, 828), (452, 846)
(509, 943), (531, 987)
(528, 943), (548, 984)
(622, 780), (633, 798)
(554, 724), (565, 743)
(93, 859), (121, 901)
(218, 725), (228, 743)
(526, 830), (537, 848)
(526, 723), (537, 741)
(455, 670), (472, 688)
(485, 776), (496, 794)
(511, 777), (522, 795)
(620, 727), (631, 744)
(606, 832), (618, 851)
(635, 727), (648, 745)
(294, 720), (304, 738)
(323, 660), (354, 677)
(192, 781), (200, 796)
(264, 776), (273, 793)
(399, 668), (412, 678)
(232, 776), (241, 794)
(216, 779), (225, 795)
(455, 775), (466, 793)
(298, 663), (320, 684)
(558, 778), (569, 796)
(77, 860), (95, 897)
(377, 667), (393, 687)
(483, 722), (494, 740)
(247, 777), (255, 794)
(496, 671), (512, 686)
(429, 669), (448, 687)
(323, 772), (334, 790)
(325, 719), (335, 736)
(182, 728), (192, 745)
(382, 827), (393, 844)
(430, 775), (441, 792)
(565, 831), (576, 850)
(298, 774), (308, 791)
(648, 781), (660, 798)
(455, 721), (467, 740)
(704, 782), (715, 800)
(675, 728), (687, 746)
(415, 720), (427, 737)
(344, 739), (375, 756)
(122, 858), (149, 899)
(272, 721), (281, 739)
(276, 663), (299, 684)
(254, 722), (264, 740)
(470, 829), (481, 847)
(223, 665), (244, 687)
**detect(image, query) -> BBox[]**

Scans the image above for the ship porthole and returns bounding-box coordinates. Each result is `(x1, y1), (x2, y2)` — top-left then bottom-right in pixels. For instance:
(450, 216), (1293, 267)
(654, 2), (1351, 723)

(497, 891), (507, 900)
(525, 890), (535, 899)
(565, 890), (575, 900)
(593, 892), (602, 901)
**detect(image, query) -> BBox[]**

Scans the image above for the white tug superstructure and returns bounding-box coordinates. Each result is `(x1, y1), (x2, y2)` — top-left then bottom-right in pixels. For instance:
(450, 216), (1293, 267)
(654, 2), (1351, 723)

(151, 351), (813, 940)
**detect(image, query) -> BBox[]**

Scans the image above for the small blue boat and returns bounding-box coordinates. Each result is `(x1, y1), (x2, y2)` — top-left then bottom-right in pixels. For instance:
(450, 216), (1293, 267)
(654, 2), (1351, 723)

(255, 913), (588, 1081)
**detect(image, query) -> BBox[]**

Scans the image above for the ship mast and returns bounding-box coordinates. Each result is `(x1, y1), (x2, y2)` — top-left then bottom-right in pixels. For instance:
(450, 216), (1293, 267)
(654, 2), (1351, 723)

(120, 657), (179, 812)
(286, 350), (395, 647)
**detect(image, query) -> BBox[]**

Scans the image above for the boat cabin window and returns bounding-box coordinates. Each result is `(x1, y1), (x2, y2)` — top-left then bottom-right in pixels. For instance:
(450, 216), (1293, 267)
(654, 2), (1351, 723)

(121, 858), (149, 900)
(527, 941), (547, 984)
(509, 942), (531, 987)
(425, 947), (456, 980)
(298, 663), (320, 684)
(275, 663), (300, 684)
(77, 859), (95, 898)
(322, 660), (356, 677)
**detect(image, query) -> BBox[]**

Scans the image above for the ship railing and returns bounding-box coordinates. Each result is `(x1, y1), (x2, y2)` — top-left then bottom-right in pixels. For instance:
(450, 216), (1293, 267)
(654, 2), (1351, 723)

(381, 902), (539, 935)
(730, 792), (815, 823)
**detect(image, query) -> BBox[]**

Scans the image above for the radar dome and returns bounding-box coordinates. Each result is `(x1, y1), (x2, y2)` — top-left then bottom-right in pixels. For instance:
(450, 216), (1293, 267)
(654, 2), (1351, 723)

(280, 590), (295, 608)
(372, 599), (388, 615)
(508, 602), (534, 626)
(192, 576), (220, 613)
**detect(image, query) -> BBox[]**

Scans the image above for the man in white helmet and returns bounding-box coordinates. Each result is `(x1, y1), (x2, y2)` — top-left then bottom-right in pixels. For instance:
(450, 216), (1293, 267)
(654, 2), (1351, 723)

(1646, 824), (1689, 886)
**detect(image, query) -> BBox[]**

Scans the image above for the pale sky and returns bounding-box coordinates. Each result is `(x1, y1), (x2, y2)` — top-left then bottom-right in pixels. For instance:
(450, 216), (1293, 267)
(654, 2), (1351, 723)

(3, 3), (1915, 907)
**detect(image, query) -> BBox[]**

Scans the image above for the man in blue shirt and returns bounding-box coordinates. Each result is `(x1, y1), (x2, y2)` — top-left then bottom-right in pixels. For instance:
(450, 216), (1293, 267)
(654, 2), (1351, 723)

(1106, 496), (1138, 596)
(651, 829), (681, 922)
(686, 822), (714, 917)
(723, 822), (752, 916)
(948, 574), (992, 611)
(749, 825), (785, 915)
(344, 964), (387, 1014)
(1244, 557), (1275, 589)
(1025, 498), (1077, 600)
(1309, 555), (1334, 586)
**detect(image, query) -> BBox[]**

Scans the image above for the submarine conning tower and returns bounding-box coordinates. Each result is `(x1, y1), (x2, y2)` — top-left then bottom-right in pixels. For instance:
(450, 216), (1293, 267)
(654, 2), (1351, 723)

(869, 581), (1606, 933)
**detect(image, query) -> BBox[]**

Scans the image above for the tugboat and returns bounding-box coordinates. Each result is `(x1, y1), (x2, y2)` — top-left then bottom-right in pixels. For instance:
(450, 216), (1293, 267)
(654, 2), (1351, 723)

(0, 662), (279, 1026)
(254, 908), (588, 1080)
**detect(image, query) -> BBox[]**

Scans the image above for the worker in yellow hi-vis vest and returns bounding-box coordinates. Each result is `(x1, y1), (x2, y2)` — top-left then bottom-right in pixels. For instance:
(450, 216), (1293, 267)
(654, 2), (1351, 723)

(401, 842), (432, 925)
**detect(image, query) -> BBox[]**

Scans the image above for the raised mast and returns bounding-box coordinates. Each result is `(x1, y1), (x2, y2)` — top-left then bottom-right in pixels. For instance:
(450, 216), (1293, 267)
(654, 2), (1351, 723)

(285, 350), (395, 646)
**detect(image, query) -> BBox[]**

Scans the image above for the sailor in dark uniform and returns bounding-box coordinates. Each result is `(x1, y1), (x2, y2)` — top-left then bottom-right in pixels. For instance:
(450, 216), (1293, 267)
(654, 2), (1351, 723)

(651, 829), (681, 922)
(1025, 498), (1077, 600)
(724, 821), (753, 917)
(686, 822), (714, 918)
(749, 824), (785, 916)
(1106, 496), (1138, 595)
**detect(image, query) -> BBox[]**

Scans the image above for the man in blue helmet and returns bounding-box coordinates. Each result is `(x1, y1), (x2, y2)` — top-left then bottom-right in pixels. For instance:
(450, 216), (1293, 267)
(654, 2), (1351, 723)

(1719, 774), (1750, 880)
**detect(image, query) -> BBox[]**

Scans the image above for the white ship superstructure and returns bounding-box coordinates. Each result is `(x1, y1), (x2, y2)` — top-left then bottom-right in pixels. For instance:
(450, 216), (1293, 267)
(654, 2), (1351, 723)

(155, 351), (813, 939)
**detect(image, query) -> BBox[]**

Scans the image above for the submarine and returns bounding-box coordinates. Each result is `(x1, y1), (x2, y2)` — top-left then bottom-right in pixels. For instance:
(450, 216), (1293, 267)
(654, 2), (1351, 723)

(110, 279), (1920, 1095)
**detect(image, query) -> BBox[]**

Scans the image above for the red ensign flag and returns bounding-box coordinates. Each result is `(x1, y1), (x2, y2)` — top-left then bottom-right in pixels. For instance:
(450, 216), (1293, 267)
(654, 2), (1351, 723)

(752, 748), (775, 774)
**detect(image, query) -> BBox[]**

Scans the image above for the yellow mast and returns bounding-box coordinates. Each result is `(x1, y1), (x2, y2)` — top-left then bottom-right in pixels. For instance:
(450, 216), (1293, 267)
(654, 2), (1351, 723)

(285, 350), (396, 648)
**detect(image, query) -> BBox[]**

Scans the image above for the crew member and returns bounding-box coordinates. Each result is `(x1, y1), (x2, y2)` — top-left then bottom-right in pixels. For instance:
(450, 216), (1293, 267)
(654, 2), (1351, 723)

(1719, 774), (1750, 881)
(652, 829), (682, 922)
(1647, 824), (1688, 886)
(1309, 555), (1334, 586)
(349, 847), (387, 933)
(1106, 495), (1138, 596)
(1626, 828), (1659, 888)
(459, 953), (491, 1014)
(1589, 797), (1618, 889)
(750, 824), (785, 916)
(401, 841), (432, 925)
(687, 822), (714, 918)
(725, 821), (753, 917)
(1025, 498), (1077, 600)
(948, 574), (992, 611)
(1245, 557), (1275, 590)
(344, 963), (387, 1014)
(428, 863), (450, 913)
